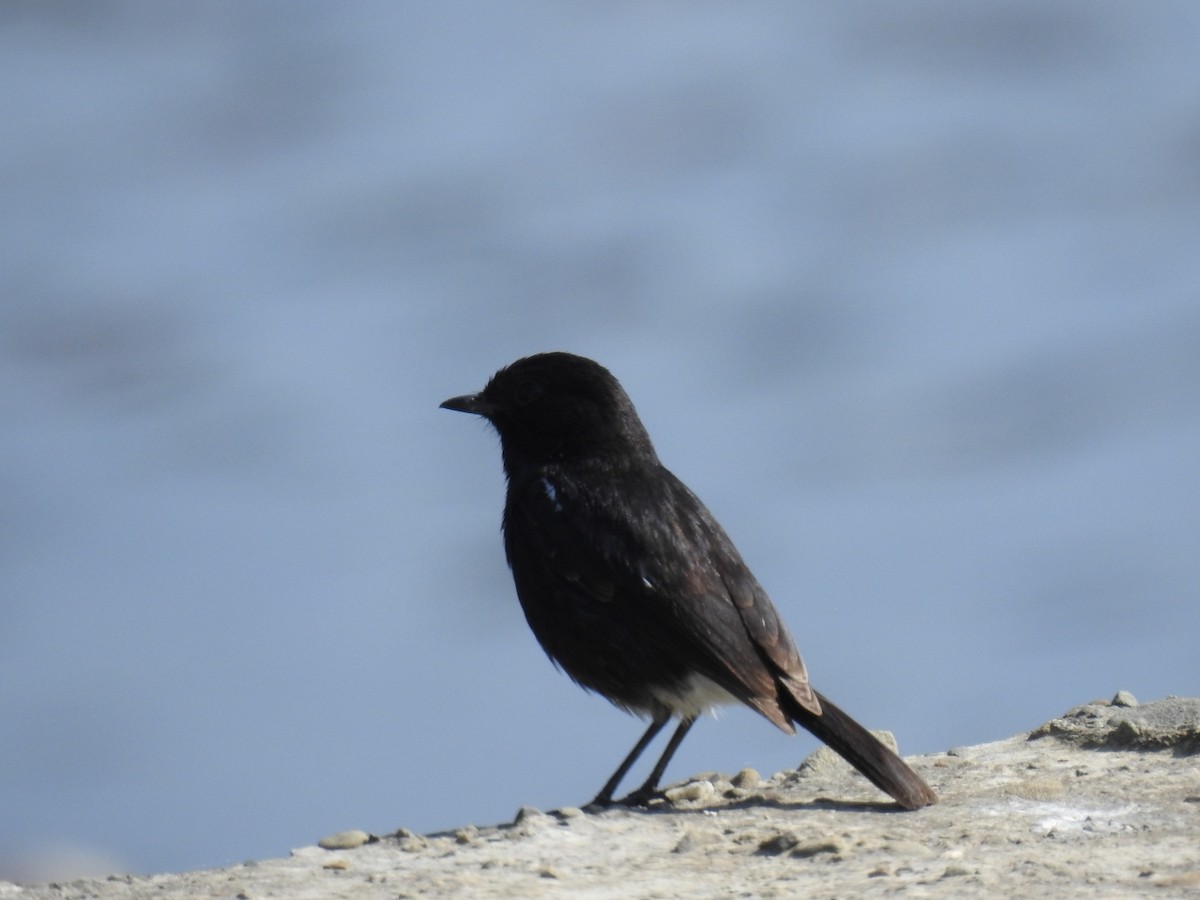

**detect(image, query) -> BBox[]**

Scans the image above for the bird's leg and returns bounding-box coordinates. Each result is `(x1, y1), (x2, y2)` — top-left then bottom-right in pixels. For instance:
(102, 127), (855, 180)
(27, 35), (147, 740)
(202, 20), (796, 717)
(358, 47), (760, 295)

(617, 716), (696, 807)
(589, 714), (670, 807)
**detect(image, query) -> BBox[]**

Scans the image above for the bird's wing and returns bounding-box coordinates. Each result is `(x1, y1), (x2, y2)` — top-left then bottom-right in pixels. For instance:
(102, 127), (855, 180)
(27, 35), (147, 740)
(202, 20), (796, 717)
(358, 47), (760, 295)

(656, 468), (822, 719)
(503, 464), (819, 727)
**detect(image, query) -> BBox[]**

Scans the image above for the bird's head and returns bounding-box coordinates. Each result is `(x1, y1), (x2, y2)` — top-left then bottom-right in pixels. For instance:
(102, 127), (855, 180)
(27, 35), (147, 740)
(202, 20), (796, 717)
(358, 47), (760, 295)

(440, 352), (657, 469)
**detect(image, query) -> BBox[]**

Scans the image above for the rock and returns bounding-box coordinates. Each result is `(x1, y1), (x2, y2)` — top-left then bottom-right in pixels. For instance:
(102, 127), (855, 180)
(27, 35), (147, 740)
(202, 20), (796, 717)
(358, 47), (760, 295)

(512, 806), (545, 825)
(1029, 695), (1200, 752)
(731, 767), (760, 789)
(664, 779), (715, 803)
(316, 830), (370, 850)
(796, 730), (900, 779)
(510, 805), (554, 838)
(14, 695), (1200, 899)
(757, 830), (801, 855)
(790, 837), (845, 859)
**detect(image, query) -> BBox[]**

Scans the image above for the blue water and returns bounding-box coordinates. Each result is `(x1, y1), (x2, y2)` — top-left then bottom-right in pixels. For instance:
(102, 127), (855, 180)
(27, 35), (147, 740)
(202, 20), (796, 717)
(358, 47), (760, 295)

(2, 1), (1198, 881)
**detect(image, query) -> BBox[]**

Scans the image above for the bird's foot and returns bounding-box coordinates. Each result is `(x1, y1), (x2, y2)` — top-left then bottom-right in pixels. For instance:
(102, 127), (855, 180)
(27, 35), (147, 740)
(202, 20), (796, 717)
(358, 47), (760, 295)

(585, 784), (664, 810)
(585, 792), (615, 810)
(614, 785), (665, 807)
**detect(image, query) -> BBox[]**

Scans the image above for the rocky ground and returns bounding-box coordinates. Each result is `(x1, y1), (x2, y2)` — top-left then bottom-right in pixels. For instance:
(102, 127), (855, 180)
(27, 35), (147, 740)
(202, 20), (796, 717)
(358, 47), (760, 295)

(6, 694), (1198, 899)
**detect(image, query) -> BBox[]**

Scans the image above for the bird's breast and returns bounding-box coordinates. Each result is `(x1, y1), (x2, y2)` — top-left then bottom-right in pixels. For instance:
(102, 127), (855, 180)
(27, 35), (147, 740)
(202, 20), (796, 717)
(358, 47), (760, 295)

(644, 672), (740, 718)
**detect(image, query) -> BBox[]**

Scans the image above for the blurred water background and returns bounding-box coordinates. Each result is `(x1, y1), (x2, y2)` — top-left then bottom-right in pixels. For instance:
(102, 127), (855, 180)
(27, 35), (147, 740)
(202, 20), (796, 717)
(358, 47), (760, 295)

(2, 0), (1198, 882)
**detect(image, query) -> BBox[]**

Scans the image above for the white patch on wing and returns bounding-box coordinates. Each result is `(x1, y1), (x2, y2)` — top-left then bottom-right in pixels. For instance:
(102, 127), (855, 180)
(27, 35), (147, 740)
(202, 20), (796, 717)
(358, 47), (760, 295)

(540, 476), (563, 512)
(636, 563), (655, 591)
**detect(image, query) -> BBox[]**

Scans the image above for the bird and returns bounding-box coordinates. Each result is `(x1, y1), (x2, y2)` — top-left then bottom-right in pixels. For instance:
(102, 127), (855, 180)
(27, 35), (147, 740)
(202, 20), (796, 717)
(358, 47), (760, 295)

(440, 351), (937, 811)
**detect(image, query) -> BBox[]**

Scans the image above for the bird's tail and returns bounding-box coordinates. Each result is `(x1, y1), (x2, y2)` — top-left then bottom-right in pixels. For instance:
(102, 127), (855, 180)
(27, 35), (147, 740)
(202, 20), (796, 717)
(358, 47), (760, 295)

(785, 689), (938, 810)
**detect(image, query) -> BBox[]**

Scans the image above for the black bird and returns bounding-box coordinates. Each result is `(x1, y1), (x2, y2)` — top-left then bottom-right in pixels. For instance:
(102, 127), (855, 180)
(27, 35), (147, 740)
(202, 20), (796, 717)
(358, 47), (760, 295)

(441, 352), (937, 811)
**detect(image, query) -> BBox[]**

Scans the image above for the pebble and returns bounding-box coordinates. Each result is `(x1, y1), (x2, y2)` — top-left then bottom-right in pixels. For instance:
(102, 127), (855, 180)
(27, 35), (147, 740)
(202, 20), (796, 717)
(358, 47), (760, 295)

(664, 779), (715, 803)
(791, 838), (844, 859)
(389, 828), (428, 854)
(510, 805), (554, 838)
(317, 830), (370, 850)
(758, 830), (844, 859)
(513, 806), (545, 825)
(731, 768), (760, 790)
(758, 831), (801, 855)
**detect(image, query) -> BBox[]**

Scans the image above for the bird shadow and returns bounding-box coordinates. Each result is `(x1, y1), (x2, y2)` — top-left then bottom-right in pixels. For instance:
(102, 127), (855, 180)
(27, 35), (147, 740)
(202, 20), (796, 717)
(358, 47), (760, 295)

(585, 793), (908, 819)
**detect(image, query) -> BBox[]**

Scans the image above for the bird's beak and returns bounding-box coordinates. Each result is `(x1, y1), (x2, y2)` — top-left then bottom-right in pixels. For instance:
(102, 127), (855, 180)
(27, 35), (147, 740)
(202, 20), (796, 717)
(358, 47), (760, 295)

(440, 393), (496, 417)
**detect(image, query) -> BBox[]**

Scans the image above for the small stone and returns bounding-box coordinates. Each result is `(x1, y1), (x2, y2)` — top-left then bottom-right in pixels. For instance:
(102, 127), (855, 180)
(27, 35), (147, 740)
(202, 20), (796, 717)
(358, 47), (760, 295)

(1112, 690), (1139, 708)
(758, 831), (801, 855)
(318, 830), (370, 850)
(791, 838), (844, 859)
(664, 779), (715, 803)
(873, 730), (901, 753)
(731, 768), (760, 789)
(454, 826), (478, 844)
(799, 735), (894, 777)
(513, 806), (545, 825)
(510, 805), (554, 838)
(537, 865), (561, 879)
(555, 806), (585, 819)
(399, 834), (428, 853)
(941, 864), (971, 878)
(322, 859), (349, 871)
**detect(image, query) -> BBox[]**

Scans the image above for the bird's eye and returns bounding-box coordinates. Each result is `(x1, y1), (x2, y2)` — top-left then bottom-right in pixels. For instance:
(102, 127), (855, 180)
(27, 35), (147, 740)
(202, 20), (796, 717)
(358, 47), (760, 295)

(515, 380), (544, 406)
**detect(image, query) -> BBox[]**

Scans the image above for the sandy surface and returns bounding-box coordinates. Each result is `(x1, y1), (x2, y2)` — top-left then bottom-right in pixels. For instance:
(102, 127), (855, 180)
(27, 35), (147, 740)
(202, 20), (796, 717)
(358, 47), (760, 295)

(7, 695), (1198, 899)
